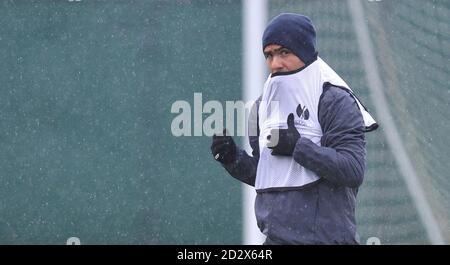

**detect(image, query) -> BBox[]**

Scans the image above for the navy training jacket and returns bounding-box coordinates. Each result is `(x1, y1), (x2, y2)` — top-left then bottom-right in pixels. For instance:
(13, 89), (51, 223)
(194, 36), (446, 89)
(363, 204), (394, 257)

(221, 83), (366, 244)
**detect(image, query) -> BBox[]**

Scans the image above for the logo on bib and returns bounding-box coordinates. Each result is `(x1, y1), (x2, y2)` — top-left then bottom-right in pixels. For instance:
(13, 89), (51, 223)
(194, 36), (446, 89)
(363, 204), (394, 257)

(296, 103), (310, 126)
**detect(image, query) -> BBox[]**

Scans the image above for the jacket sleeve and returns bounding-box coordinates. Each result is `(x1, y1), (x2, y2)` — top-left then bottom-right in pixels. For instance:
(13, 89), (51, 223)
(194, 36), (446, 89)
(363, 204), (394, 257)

(222, 140), (259, 187)
(293, 85), (366, 188)
(221, 99), (260, 187)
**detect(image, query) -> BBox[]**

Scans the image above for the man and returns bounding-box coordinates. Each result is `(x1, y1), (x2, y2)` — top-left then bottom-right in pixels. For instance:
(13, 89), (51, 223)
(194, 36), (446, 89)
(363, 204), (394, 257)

(211, 13), (378, 244)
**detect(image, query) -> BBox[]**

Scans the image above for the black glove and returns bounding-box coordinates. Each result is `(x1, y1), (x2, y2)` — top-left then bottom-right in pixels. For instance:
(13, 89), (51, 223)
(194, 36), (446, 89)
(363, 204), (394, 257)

(267, 113), (300, 156)
(211, 128), (237, 164)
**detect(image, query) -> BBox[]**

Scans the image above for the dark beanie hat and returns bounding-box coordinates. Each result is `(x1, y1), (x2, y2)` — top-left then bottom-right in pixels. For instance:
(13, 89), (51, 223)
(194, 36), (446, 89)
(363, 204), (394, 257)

(262, 13), (317, 64)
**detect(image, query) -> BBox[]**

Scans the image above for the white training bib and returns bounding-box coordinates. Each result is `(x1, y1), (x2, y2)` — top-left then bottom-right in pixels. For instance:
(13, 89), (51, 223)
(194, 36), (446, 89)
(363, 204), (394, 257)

(256, 57), (377, 191)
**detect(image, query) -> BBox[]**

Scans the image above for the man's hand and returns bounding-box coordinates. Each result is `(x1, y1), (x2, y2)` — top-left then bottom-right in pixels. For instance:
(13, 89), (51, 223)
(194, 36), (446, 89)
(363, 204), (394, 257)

(211, 128), (237, 164)
(267, 113), (300, 156)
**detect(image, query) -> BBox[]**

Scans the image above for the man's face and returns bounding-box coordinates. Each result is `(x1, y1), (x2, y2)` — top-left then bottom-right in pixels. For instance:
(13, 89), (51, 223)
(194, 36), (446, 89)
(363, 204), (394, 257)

(263, 44), (305, 74)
